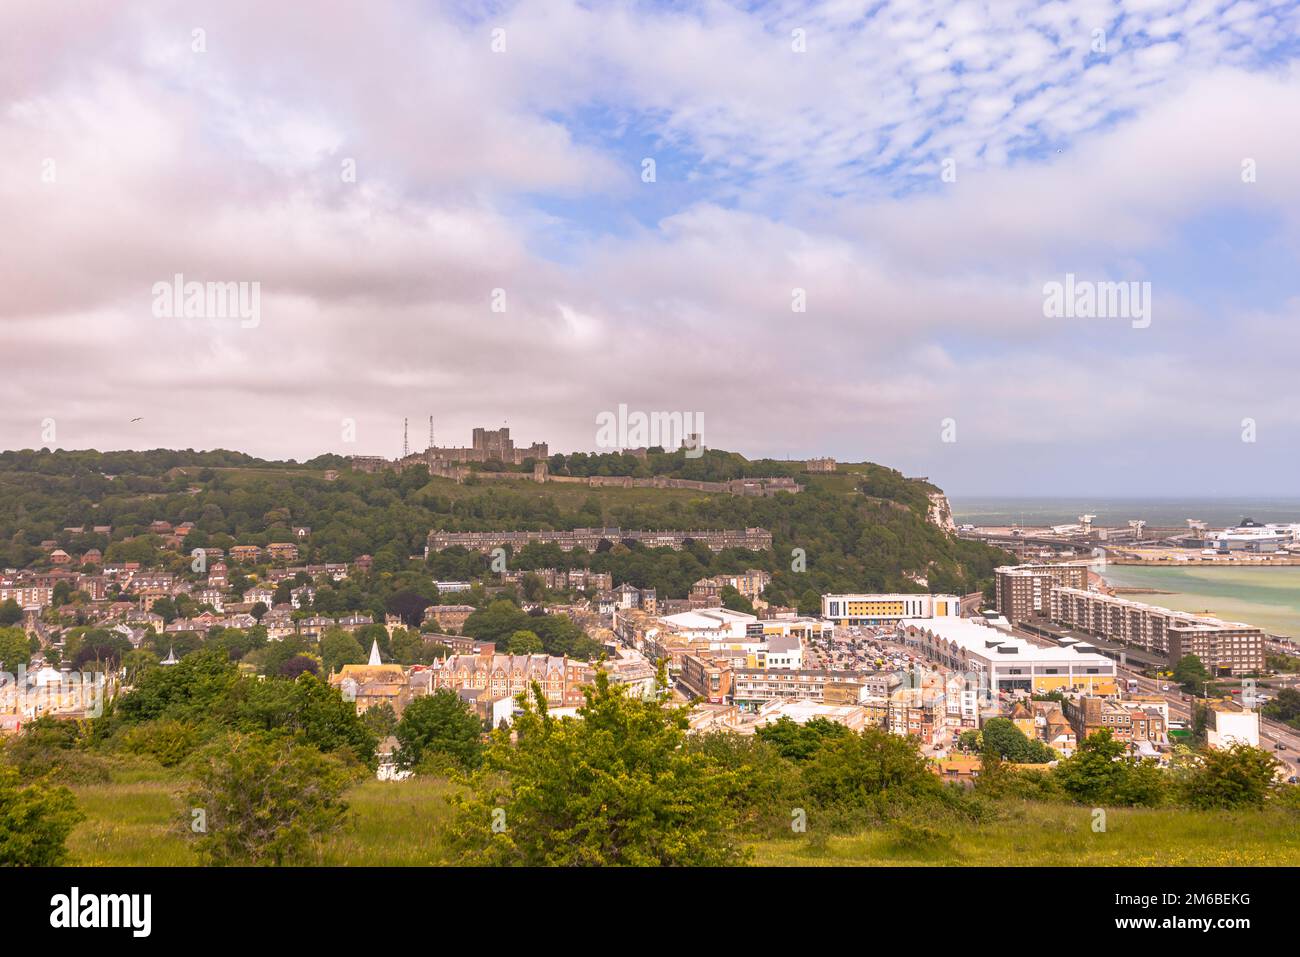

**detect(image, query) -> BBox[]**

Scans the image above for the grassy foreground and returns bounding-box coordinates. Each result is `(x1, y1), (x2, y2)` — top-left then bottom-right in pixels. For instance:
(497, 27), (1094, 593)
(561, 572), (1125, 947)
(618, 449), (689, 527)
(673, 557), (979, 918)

(65, 768), (1300, 866)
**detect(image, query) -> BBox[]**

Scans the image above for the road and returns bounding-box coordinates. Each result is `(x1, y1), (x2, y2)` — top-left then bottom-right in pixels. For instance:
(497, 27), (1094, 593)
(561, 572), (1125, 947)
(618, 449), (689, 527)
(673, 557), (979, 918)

(1119, 666), (1300, 779)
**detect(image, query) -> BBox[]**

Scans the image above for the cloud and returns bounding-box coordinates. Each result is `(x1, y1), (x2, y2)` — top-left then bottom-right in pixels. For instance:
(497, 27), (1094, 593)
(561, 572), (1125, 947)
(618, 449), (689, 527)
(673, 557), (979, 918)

(1, 0), (1298, 496)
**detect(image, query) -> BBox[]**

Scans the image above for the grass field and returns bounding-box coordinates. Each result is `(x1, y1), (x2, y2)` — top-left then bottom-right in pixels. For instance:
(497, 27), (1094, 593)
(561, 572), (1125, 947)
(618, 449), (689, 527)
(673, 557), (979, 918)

(66, 770), (1300, 866)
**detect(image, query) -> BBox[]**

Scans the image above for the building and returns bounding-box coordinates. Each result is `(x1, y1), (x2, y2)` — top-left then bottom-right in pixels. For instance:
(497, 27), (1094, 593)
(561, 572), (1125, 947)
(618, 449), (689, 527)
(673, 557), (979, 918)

(751, 698), (868, 730)
(267, 542), (300, 562)
(425, 527), (773, 556)
(424, 604), (476, 632)
(804, 458), (836, 473)
(1051, 587), (1265, 675)
(680, 653), (733, 704)
(1206, 700), (1260, 748)
(689, 569), (772, 605)
(432, 652), (592, 708)
(821, 593), (961, 627)
(1064, 695), (1167, 746)
(732, 668), (883, 710)
(328, 641), (414, 714)
(900, 617), (1117, 695)
(994, 564), (1090, 621)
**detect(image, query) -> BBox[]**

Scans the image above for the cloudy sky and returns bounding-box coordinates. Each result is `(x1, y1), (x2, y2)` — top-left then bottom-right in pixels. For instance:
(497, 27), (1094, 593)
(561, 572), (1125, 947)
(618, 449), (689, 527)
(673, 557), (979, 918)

(2, 0), (1299, 496)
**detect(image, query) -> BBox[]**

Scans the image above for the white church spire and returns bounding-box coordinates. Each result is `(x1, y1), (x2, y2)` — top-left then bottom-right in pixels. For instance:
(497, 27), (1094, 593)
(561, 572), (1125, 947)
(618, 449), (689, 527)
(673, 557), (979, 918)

(368, 639), (382, 666)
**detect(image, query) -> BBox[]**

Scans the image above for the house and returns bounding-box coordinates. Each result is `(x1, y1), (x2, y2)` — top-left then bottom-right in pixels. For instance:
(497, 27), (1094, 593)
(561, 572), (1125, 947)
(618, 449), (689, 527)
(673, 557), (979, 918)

(424, 604), (475, 633)
(267, 542), (299, 562)
(49, 549), (72, 566)
(230, 545), (263, 563)
(244, 586), (275, 607)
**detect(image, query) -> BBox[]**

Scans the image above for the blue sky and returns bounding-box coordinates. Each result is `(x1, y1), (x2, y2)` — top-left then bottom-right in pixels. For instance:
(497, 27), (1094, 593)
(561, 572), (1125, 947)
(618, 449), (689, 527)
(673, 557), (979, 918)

(2, 0), (1299, 496)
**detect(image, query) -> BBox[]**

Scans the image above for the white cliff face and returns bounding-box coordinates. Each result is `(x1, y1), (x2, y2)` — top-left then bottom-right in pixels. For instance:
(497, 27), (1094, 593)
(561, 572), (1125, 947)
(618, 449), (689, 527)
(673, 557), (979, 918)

(928, 492), (956, 533)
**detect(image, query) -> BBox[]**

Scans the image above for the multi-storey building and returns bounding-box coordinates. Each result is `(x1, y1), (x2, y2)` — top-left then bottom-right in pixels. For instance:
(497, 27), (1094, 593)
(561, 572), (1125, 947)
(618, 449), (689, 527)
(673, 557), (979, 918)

(1064, 695), (1168, 745)
(431, 653), (593, 709)
(1051, 587), (1264, 675)
(731, 668), (886, 710)
(994, 563), (1090, 621)
(689, 569), (772, 605)
(820, 593), (961, 626)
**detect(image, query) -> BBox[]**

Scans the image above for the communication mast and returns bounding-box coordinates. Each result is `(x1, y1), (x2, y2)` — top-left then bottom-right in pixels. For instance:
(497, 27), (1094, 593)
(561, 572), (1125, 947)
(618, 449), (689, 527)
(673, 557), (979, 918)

(403, 418), (409, 459)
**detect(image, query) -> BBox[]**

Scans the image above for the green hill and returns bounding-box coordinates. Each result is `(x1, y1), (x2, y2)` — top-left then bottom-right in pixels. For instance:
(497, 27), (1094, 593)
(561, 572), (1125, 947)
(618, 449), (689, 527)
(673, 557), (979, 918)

(0, 448), (1011, 603)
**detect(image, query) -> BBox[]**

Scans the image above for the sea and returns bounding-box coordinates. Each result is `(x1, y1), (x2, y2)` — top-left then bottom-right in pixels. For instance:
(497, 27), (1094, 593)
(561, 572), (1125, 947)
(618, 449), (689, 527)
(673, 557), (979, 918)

(951, 498), (1300, 638)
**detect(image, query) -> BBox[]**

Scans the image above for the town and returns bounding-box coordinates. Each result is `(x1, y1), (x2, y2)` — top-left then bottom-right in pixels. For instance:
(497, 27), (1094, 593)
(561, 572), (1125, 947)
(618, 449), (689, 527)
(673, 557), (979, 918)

(5, 448), (1297, 795)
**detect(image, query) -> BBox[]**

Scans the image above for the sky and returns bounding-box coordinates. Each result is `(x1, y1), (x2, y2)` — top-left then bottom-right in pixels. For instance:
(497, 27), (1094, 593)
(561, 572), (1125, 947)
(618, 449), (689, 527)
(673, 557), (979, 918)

(2, 0), (1299, 497)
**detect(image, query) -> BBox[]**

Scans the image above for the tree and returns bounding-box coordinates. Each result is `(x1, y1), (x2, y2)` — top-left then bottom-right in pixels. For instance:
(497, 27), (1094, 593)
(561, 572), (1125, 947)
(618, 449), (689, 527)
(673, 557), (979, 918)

(0, 765), (84, 865)
(1052, 729), (1166, 807)
(506, 630), (543, 655)
(279, 655), (320, 679)
(386, 589), (432, 627)
(801, 725), (944, 818)
(320, 628), (366, 675)
(1180, 744), (1280, 810)
(185, 734), (355, 866)
(1262, 688), (1300, 726)
(980, 717), (1055, 763)
(719, 585), (755, 616)
(359, 701), (398, 740)
(449, 670), (748, 865)
(0, 626), (32, 671)
(0, 599), (21, 627)
(231, 673), (378, 768)
(1173, 654), (1210, 693)
(756, 716), (850, 762)
(394, 690), (484, 770)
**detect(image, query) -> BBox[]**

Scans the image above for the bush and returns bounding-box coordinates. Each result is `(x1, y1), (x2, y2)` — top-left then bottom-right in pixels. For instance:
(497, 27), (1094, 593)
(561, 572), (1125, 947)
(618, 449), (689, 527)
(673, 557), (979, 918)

(119, 719), (202, 768)
(184, 733), (358, 866)
(887, 820), (957, 859)
(684, 731), (805, 836)
(0, 765), (84, 865)
(800, 725), (952, 828)
(1179, 744), (1280, 810)
(1052, 729), (1167, 807)
(448, 671), (748, 866)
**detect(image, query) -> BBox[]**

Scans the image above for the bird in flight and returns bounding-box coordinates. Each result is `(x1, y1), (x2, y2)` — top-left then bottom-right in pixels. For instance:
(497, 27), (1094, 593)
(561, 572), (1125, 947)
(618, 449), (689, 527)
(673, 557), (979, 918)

(130, 417), (142, 422)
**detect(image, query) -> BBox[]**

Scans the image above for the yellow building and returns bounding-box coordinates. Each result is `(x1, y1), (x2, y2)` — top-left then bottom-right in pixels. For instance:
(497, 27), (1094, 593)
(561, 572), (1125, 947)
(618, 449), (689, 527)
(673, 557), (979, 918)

(821, 593), (961, 626)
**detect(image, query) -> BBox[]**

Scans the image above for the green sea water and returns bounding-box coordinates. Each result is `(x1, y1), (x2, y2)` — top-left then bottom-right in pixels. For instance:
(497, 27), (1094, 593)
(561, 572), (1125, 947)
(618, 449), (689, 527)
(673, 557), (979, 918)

(1096, 563), (1300, 638)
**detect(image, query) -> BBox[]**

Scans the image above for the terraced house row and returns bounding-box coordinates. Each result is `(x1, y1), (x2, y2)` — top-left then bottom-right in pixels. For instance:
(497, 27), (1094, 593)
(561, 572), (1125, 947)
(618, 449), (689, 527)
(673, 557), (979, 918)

(424, 526), (773, 556)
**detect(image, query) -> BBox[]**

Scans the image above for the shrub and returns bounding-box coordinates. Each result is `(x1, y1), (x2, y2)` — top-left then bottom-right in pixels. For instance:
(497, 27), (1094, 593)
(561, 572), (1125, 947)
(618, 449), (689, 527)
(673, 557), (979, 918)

(0, 765), (84, 865)
(184, 733), (358, 866)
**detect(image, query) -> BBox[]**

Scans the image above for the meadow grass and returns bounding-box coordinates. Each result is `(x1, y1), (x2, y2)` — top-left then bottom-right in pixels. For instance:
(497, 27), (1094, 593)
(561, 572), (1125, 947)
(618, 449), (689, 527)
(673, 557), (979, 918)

(751, 801), (1300, 867)
(67, 772), (1300, 866)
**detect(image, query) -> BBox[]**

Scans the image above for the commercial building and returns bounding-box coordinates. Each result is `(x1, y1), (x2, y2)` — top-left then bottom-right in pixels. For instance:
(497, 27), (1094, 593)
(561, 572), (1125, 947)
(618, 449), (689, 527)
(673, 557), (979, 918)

(1051, 587), (1264, 676)
(899, 617), (1117, 695)
(732, 668), (890, 710)
(821, 593), (961, 627)
(993, 563), (1090, 621)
